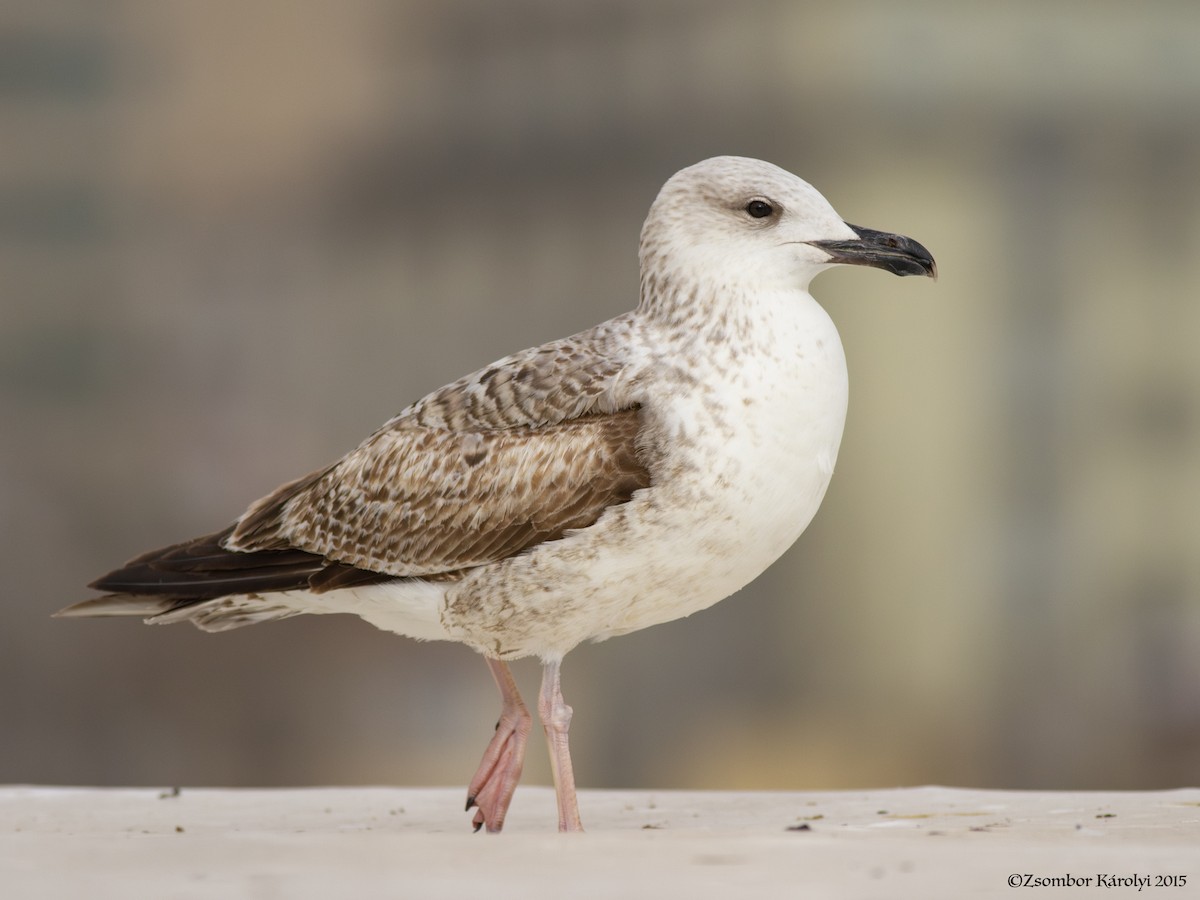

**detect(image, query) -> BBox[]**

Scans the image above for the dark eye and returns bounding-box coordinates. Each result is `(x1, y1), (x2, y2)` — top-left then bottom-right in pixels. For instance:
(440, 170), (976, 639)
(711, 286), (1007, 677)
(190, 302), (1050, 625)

(745, 199), (774, 219)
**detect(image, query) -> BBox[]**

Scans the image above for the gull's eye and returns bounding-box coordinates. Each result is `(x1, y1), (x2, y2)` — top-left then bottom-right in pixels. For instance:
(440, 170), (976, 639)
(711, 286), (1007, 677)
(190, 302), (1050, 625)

(745, 199), (775, 219)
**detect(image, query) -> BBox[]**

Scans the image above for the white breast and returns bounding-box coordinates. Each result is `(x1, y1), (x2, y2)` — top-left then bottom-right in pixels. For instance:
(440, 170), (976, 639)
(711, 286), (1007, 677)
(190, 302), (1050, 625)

(443, 289), (849, 659)
(630, 290), (848, 614)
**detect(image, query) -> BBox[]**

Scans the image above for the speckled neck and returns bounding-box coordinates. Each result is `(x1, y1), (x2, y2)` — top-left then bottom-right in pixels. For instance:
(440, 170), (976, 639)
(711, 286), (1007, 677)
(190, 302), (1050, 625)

(638, 266), (767, 353)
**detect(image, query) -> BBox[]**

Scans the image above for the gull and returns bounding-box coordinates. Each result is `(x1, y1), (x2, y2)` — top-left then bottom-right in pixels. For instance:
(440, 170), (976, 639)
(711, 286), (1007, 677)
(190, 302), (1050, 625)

(58, 156), (936, 832)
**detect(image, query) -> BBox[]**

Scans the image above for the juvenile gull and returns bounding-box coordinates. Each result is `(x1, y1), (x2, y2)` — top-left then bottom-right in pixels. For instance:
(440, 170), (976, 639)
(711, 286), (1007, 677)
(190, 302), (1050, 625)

(59, 156), (936, 832)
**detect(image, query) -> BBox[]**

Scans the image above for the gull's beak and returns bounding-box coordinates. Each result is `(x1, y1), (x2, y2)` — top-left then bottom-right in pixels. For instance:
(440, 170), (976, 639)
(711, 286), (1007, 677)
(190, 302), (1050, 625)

(808, 223), (937, 280)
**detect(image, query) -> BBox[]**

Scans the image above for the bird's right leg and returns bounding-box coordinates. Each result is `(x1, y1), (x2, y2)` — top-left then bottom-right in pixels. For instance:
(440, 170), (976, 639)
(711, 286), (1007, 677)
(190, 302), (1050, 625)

(465, 657), (531, 833)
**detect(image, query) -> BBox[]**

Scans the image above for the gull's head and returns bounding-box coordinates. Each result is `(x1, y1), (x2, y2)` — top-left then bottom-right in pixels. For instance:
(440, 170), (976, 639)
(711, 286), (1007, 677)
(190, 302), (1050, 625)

(639, 156), (936, 302)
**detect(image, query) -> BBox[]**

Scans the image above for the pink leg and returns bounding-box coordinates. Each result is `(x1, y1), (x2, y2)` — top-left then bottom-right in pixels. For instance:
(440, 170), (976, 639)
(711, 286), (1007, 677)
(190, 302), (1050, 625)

(538, 658), (584, 832)
(466, 657), (531, 833)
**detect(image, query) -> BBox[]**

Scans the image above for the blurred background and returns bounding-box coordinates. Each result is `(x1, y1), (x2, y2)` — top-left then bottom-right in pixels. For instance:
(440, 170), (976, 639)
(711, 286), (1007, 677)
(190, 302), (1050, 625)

(4, 0), (1199, 795)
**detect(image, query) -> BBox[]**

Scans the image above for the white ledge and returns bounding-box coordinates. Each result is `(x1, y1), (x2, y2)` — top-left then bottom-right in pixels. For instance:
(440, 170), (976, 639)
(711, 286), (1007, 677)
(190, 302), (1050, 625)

(2, 786), (1198, 898)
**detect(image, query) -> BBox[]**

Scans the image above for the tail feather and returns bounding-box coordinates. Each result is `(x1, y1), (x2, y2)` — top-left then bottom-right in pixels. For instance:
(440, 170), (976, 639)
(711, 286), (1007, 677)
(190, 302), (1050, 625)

(53, 593), (183, 619)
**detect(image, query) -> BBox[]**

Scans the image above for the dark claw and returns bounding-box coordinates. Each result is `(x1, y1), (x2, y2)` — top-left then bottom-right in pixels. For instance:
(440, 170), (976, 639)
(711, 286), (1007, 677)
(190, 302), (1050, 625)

(465, 794), (477, 811)
(473, 819), (483, 834)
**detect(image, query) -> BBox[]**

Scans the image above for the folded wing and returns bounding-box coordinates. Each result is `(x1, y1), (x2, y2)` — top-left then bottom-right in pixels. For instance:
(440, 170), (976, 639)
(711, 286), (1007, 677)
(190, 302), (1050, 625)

(63, 326), (652, 624)
(229, 407), (649, 577)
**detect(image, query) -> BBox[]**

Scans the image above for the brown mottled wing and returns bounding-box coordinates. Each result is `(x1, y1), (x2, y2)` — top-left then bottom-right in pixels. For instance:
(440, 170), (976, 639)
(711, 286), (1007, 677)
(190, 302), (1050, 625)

(228, 407), (649, 578)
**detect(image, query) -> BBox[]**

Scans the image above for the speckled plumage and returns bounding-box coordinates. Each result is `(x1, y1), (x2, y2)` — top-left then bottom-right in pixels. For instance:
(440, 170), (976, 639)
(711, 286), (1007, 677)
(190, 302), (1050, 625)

(62, 157), (935, 832)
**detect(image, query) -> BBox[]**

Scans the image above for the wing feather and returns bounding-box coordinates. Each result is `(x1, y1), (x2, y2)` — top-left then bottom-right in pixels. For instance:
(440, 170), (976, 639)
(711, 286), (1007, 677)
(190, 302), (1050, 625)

(229, 407), (649, 576)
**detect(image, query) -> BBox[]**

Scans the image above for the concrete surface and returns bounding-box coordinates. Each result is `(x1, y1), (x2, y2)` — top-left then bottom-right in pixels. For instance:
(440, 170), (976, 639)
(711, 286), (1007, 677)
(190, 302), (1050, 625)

(2, 785), (1198, 898)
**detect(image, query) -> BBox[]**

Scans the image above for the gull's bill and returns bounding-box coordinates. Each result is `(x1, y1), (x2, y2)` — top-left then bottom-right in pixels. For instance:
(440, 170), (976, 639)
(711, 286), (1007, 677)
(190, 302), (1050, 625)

(808, 223), (937, 280)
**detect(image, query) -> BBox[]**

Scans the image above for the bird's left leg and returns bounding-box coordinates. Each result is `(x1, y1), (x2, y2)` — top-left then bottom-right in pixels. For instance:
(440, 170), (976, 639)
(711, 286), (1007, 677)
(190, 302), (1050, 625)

(538, 657), (584, 832)
(466, 657), (531, 833)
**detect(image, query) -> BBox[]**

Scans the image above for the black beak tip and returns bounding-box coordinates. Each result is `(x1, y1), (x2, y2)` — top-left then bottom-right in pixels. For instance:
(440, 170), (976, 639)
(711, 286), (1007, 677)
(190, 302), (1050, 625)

(877, 253), (937, 280)
(849, 223), (937, 280)
(903, 252), (938, 281)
